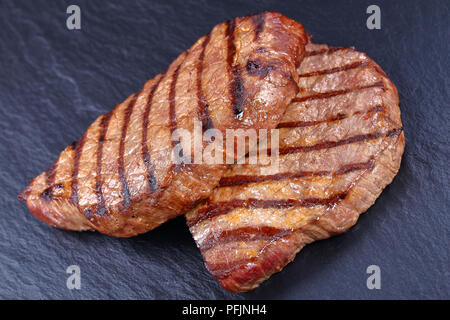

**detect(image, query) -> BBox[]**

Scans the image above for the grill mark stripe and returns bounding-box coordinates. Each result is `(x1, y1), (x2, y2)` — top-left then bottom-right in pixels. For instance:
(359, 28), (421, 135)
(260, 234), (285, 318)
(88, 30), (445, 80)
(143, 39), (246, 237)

(304, 46), (347, 57)
(335, 158), (375, 175)
(169, 56), (188, 163)
(187, 192), (348, 228)
(70, 134), (88, 207)
(218, 158), (375, 188)
(273, 127), (402, 156)
(118, 93), (141, 208)
(251, 12), (265, 41)
(142, 76), (164, 192)
(197, 34), (214, 131)
(94, 113), (112, 217)
(169, 64), (182, 149)
(40, 171), (50, 200)
(387, 128), (403, 137)
(277, 113), (347, 128)
(226, 19), (245, 119)
(293, 81), (385, 103)
(277, 104), (384, 129)
(297, 60), (369, 78)
(46, 160), (58, 189)
(40, 155), (60, 201)
(199, 226), (292, 251)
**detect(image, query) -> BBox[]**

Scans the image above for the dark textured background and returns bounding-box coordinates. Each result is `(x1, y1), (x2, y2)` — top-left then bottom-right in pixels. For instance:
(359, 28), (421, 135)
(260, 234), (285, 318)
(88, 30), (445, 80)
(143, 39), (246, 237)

(0, 0), (448, 299)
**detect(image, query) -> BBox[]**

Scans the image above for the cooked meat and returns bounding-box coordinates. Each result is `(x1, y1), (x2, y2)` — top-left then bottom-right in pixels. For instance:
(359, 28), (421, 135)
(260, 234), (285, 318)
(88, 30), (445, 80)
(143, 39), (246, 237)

(186, 43), (405, 292)
(18, 12), (308, 237)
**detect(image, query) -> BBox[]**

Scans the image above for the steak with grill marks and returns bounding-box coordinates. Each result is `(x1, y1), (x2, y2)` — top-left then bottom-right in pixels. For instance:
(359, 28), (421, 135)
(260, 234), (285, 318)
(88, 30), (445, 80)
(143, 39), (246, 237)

(186, 43), (405, 292)
(18, 12), (308, 237)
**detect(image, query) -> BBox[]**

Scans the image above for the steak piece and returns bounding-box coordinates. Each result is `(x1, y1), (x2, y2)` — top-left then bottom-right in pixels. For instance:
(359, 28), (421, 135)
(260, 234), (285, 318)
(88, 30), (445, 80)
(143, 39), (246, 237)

(186, 43), (405, 292)
(19, 12), (308, 237)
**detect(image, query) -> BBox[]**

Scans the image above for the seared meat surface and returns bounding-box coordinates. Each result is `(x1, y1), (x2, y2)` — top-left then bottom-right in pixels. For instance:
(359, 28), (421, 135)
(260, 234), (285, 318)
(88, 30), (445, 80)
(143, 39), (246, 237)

(186, 43), (405, 292)
(19, 12), (307, 237)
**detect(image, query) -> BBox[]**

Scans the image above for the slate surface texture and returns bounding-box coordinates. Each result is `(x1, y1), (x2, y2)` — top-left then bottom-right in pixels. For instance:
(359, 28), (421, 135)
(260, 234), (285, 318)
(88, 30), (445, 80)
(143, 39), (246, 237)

(0, 0), (448, 299)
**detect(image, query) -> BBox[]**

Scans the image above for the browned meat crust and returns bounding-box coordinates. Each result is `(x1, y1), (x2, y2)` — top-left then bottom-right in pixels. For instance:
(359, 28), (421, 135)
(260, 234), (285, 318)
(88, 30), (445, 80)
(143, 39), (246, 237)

(19, 12), (308, 237)
(186, 43), (405, 292)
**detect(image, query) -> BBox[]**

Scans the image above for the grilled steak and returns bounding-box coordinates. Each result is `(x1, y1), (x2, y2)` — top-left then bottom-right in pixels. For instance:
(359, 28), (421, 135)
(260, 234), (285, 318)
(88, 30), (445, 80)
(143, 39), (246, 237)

(186, 43), (405, 292)
(19, 12), (308, 237)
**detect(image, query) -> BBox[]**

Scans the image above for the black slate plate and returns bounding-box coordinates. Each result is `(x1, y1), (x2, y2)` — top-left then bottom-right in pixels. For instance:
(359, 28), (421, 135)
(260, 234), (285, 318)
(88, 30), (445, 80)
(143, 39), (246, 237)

(0, 0), (448, 299)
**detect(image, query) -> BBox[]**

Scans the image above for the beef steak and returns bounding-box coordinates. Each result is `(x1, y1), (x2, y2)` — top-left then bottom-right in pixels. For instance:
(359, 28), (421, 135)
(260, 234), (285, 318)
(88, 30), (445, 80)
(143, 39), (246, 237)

(19, 12), (308, 237)
(186, 43), (405, 292)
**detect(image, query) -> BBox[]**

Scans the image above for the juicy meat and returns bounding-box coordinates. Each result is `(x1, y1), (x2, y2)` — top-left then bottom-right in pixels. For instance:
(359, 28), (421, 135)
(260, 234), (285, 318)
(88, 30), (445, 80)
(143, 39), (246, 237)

(186, 43), (405, 292)
(19, 12), (308, 237)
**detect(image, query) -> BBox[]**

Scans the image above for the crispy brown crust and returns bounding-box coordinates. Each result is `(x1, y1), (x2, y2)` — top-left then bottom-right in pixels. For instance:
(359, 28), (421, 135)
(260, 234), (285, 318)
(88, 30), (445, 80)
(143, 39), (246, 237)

(186, 43), (405, 292)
